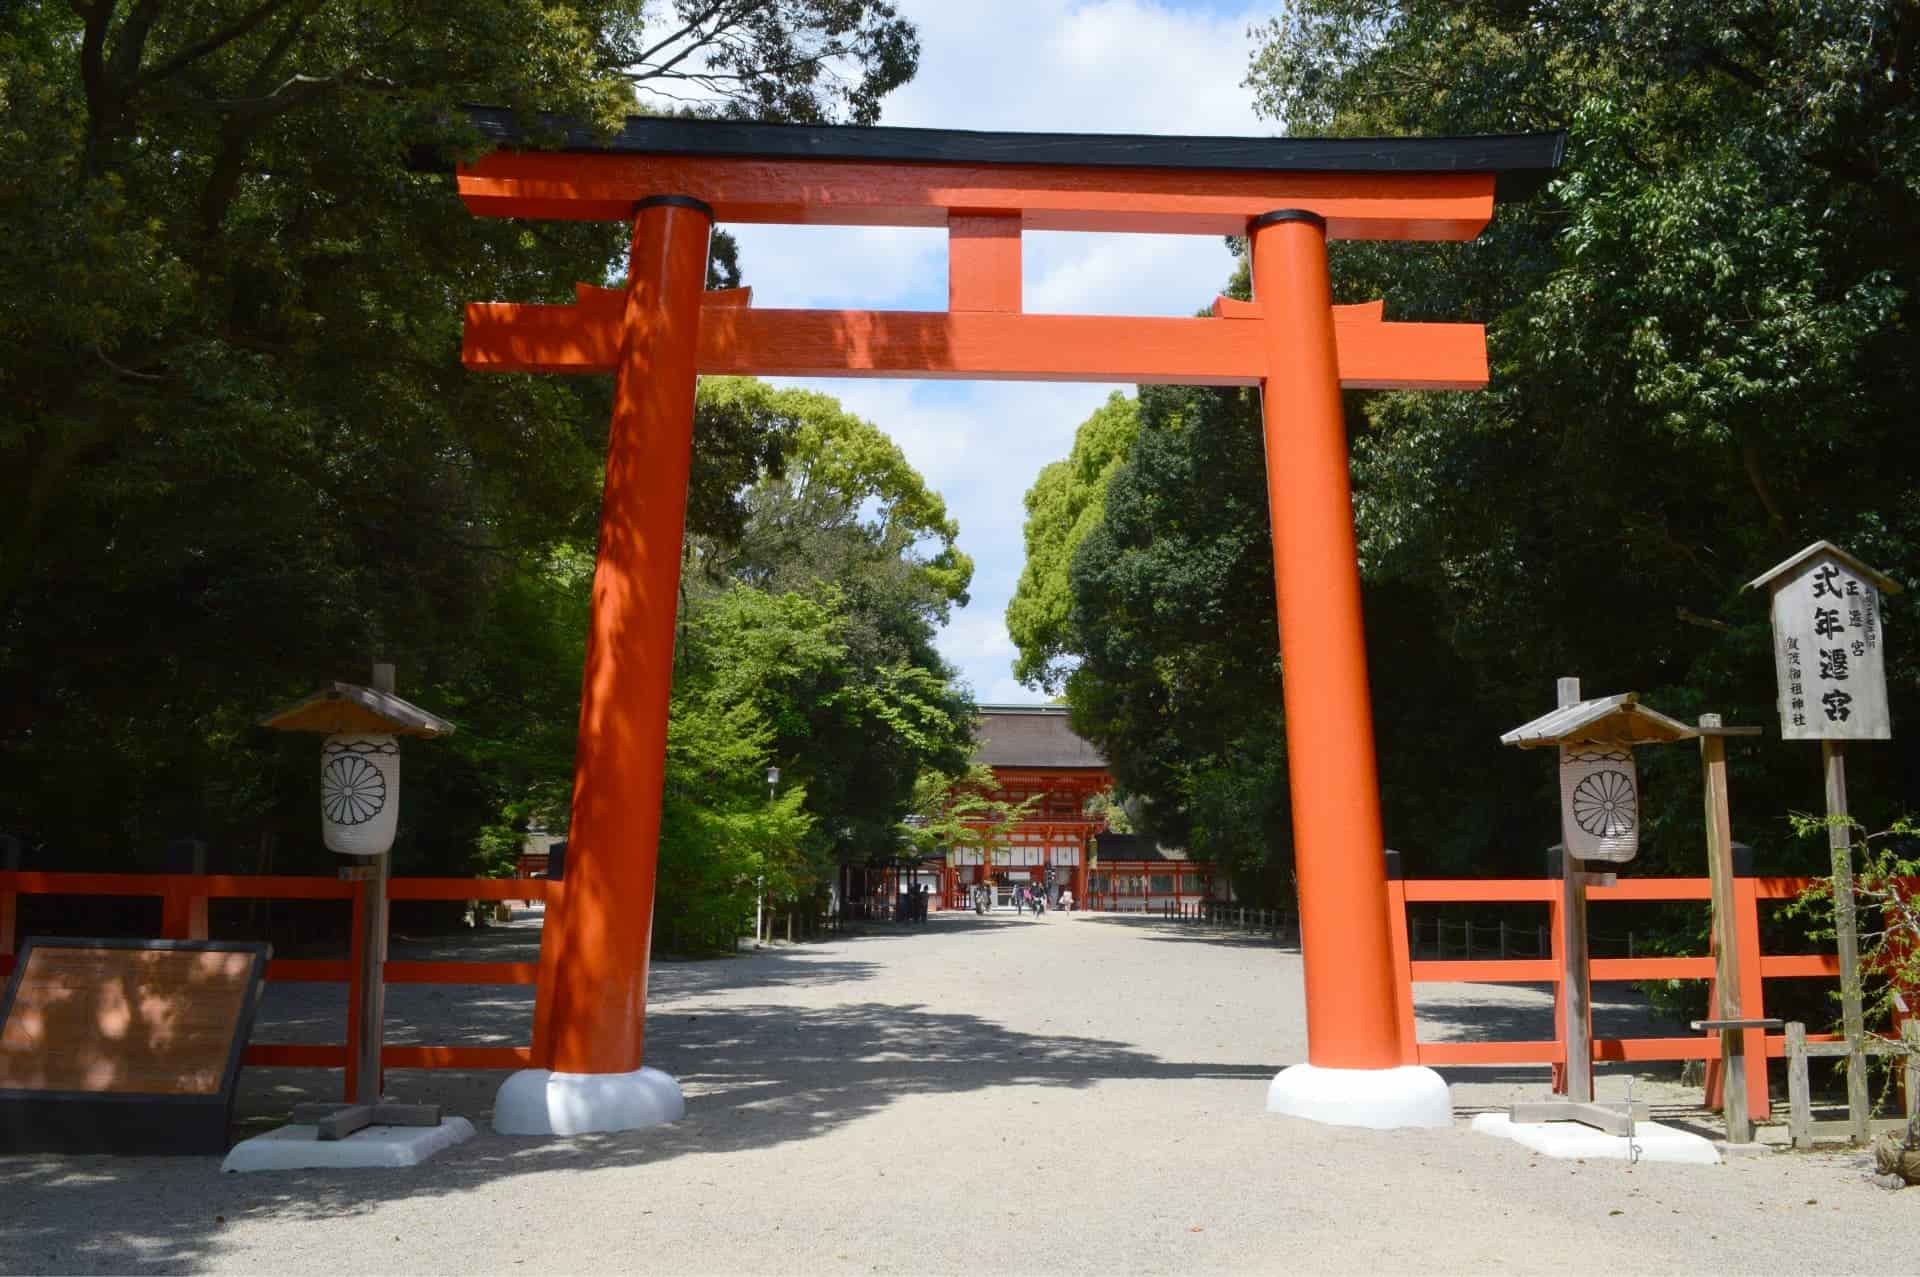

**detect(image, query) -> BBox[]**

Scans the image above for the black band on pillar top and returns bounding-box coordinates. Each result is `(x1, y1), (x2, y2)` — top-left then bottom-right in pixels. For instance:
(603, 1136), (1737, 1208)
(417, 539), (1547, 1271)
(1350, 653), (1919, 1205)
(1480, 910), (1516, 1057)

(633, 194), (714, 218)
(1248, 208), (1326, 232)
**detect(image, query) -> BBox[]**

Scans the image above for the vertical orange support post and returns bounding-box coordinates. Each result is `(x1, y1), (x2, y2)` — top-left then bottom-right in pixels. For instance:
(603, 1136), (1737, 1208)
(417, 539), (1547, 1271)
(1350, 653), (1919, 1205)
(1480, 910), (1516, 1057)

(1383, 854), (1419, 1065)
(1252, 210), (1447, 1126)
(539, 196), (714, 1079)
(1732, 874), (1770, 1120)
(159, 884), (191, 939)
(529, 878), (563, 1067)
(1249, 210), (1401, 1072)
(948, 214), (1022, 314)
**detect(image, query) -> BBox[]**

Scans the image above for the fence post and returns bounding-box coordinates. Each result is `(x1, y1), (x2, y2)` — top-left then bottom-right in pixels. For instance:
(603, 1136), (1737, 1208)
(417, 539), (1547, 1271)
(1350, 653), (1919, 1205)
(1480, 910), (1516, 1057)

(0, 844), (16, 957)
(1383, 849), (1418, 1065)
(1499, 920), (1508, 960)
(529, 878), (566, 1070)
(1786, 1021), (1812, 1151)
(160, 884), (190, 940)
(1732, 870), (1771, 1122)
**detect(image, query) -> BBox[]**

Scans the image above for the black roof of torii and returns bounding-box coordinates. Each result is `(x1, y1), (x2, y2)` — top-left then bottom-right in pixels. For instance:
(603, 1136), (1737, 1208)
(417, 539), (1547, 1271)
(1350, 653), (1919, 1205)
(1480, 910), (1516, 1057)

(460, 108), (1567, 204)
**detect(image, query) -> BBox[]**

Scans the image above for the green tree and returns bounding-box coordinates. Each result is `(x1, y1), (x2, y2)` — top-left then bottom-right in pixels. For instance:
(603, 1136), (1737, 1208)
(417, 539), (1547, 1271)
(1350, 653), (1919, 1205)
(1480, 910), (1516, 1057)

(1005, 392), (1140, 692)
(1060, 380), (1299, 898)
(1030, 1), (1917, 910)
(664, 581), (973, 924)
(684, 378), (978, 870)
(1239, 0), (1920, 876)
(1034, 2), (1918, 902)
(897, 763), (1038, 865)
(0, 3), (920, 872)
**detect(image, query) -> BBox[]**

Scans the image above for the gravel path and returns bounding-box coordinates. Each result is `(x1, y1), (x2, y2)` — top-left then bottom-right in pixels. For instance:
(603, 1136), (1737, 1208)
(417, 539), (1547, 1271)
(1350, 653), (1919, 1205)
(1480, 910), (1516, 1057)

(3, 909), (1911, 1274)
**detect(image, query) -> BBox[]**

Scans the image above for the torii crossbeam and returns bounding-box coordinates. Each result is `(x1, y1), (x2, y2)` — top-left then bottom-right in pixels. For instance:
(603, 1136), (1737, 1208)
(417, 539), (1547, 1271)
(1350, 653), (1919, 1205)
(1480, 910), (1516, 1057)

(458, 111), (1563, 1135)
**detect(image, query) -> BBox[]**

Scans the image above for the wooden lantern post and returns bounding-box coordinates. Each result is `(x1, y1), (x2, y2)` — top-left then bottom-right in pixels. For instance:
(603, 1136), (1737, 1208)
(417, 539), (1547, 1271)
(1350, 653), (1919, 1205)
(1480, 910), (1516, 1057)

(1500, 682), (1731, 1134)
(260, 664), (454, 1136)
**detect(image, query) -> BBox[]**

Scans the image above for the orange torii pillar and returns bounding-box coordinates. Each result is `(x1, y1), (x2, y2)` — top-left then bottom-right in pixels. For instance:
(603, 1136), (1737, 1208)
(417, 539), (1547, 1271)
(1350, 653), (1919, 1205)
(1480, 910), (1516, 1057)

(1250, 209), (1449, 1126)
(493, 195), (713, 1135)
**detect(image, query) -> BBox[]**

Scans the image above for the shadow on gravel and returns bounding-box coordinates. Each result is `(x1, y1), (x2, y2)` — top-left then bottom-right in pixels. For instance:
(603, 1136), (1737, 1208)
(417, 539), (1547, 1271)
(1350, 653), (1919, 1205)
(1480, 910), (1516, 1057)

(1413, 985), (1687, 1045)
(1066, 915), (1299, 951)
(0, 988), (1277, 1274)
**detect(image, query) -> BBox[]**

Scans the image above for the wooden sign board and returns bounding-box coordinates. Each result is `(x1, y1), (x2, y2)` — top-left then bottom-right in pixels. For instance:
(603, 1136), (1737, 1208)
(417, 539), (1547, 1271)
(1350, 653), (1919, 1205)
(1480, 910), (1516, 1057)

(0, 938), (269, 1154)
(1750, 544), (1898, 741)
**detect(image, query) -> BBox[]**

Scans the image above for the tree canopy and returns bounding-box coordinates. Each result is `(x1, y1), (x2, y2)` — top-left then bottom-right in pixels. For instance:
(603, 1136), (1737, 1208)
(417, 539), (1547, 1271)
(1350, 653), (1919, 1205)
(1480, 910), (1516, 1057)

(0, 2), (956, 918)
(1004, 391), (1139, 693)
(1014, 1), (1920, 897)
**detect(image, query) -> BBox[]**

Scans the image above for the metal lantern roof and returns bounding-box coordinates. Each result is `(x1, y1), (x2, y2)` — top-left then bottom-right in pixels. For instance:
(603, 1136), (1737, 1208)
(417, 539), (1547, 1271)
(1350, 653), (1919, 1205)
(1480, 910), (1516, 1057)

(1744, 539), (1904, 596)
(260, 682), (456, 738)
(1499, 693), (1697, 750)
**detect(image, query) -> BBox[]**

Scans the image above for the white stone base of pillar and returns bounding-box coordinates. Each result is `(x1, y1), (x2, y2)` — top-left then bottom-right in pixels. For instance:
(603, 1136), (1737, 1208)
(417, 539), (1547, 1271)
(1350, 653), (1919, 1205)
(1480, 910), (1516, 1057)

(1265, 1062), (1453, 1129)
(492, 1066), (685, 1135)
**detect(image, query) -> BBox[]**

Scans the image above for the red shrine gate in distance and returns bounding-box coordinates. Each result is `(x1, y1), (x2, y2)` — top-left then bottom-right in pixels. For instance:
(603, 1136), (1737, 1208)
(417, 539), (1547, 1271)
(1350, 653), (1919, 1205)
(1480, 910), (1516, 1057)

(953, 705), (1222, 914)
(458, 110), (1563, 1134)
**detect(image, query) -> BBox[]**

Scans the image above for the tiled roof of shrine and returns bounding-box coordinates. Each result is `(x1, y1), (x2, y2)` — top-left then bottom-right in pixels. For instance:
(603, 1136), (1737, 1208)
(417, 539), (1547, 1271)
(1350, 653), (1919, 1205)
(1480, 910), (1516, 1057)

(972, 705), (1107, 770)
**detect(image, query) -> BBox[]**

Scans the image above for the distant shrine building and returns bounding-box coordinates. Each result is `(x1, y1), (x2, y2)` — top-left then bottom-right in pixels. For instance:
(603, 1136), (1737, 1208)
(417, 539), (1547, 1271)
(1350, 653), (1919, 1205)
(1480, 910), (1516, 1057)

(946, 706), (1221, 911)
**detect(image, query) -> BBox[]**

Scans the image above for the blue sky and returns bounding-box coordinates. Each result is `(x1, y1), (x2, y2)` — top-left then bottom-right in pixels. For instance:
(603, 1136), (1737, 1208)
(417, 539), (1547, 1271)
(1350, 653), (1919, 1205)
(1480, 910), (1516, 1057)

(703, 1), (1275, 704)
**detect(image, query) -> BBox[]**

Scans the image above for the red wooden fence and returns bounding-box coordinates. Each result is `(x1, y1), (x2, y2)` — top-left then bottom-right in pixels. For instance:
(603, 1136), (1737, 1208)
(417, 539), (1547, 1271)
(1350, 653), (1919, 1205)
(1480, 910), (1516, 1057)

(2, 867), (1871, 1117)
(1385, 874), (1848, 1116)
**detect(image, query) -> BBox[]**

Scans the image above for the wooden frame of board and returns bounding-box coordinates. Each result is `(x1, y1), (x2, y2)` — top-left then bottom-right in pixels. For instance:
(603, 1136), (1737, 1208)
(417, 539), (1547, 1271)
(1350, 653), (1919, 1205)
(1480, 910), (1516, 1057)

(0, 937), (270, 1155)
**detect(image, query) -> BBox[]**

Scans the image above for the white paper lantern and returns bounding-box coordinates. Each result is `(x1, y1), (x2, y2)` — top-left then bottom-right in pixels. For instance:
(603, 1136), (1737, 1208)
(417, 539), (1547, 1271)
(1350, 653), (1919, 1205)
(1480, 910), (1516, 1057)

(1558, 743), (1638, 863)
(320, 733), (400, 856)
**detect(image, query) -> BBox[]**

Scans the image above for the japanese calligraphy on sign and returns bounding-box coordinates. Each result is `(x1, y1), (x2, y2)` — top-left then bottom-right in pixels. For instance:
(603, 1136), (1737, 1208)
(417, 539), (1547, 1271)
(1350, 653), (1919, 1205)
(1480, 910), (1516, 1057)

(1746, 542), (1901, 741)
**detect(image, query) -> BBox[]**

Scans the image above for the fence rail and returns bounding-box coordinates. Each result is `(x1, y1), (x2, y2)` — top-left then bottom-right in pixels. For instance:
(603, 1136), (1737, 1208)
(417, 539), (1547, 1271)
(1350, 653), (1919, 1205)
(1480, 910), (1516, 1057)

(1391, 874), (1855, 1116)
(2, 867), (1872, 1118)
(0, 869), (556, 1099)
(1161, 874), (1861, 1118)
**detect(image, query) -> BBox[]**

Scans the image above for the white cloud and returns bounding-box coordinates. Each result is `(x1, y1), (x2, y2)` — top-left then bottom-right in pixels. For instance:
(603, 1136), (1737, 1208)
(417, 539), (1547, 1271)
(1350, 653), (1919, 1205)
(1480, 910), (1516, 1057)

(723, 0), (1271, 706)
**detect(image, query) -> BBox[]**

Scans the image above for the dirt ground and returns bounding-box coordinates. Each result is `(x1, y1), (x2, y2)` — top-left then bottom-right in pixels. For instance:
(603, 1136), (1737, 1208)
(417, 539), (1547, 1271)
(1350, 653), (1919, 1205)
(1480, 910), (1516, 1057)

(2, 909), (1910, 1274)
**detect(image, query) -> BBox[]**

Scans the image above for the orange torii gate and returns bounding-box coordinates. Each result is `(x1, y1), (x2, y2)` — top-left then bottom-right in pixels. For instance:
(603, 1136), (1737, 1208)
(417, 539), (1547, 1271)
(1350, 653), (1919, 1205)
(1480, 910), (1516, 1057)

(459, 111), (1563, 1134)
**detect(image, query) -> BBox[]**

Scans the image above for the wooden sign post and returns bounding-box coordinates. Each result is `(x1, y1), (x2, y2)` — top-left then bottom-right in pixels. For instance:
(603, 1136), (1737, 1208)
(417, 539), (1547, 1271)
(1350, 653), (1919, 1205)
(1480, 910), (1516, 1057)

(1692, 712), (1767, 1140)
(1748, 541), (1903, 1144)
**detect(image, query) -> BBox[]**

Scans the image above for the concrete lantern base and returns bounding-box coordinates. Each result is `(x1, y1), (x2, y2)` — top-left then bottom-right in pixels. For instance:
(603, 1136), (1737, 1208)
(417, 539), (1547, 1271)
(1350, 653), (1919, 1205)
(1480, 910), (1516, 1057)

(1265, 1063), (1453, 1129)
(222, 1118), (474, 1172)
(492, 1066), (684, 1136)
(1472, 1112), (1720, 1164)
